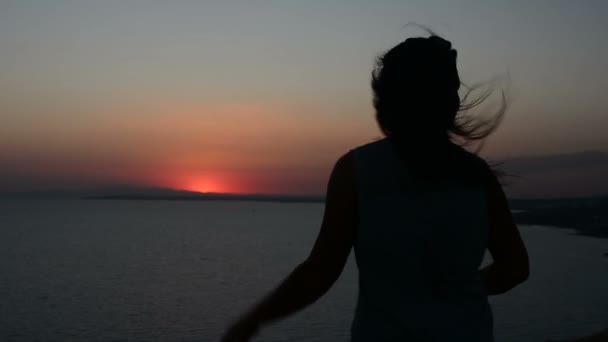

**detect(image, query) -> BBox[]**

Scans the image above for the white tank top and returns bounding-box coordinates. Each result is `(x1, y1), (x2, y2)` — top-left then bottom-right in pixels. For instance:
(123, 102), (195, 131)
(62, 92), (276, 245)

(350, 138), (494, 341)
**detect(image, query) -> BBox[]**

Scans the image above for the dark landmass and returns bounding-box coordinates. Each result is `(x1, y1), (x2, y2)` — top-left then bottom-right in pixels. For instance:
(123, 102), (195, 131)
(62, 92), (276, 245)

(84, 193), (324, 203)
(80, 186), (324, 203)
(0, 189), (86, 199)
(510, 197), (608, 239)
(1, 186), (325, 203)
(502, 150), (608, 174)
(499, 150), (608, 199)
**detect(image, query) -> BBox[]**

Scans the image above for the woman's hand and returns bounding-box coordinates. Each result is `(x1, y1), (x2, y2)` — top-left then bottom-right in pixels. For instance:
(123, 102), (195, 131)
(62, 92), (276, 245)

(221, 315), (260, 342)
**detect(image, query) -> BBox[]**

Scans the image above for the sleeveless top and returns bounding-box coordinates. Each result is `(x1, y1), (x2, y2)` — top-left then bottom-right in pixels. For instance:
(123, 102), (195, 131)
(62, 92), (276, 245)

(350, 138), (494, 342)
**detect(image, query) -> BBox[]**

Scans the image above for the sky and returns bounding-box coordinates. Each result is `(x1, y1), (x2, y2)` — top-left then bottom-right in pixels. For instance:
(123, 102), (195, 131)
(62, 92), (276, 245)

(1, 1), (607, 194)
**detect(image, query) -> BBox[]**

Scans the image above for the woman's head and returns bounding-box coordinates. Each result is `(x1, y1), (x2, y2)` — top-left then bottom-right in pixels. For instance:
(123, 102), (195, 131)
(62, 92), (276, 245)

(372, 35), (505, 148)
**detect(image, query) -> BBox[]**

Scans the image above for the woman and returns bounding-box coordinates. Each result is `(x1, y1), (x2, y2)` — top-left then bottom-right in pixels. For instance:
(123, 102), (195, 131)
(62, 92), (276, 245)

(222, 34), (529, 342)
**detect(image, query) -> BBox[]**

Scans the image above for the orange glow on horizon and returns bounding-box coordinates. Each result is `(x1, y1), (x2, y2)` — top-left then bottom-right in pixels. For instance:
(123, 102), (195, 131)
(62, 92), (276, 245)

(55, 101), (352, 196)
(169, 173), (243, 194)
(183, 178), (227, 194)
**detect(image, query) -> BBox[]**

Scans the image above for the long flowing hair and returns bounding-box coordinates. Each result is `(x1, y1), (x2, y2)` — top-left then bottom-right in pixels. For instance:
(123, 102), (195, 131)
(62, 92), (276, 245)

(371, 31), (507, 183)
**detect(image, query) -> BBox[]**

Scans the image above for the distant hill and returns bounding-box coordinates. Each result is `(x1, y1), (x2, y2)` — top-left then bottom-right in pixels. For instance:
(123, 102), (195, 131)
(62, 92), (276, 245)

(84, 192), (324, 203)
(0, 186), (200, 199)
(0, 186), (324, 203)
(510, 196), (608, 239)
(499, 151), (608, 199)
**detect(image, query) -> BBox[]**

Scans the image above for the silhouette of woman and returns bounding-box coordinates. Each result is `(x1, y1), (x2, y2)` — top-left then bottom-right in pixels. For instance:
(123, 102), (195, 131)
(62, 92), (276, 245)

(222, 34), (529, 342)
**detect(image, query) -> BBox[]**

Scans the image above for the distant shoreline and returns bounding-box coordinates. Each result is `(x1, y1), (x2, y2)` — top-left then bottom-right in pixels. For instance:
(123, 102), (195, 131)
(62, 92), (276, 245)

(511, 197), (608, 239)
(82, 194), (324, 203)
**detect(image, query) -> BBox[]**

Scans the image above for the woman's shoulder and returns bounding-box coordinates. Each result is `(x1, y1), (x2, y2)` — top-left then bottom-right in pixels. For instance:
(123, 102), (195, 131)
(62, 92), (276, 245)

(350, 138), (390, 157)
(455, 146), (489, 166)
(451, 146), (497, 185)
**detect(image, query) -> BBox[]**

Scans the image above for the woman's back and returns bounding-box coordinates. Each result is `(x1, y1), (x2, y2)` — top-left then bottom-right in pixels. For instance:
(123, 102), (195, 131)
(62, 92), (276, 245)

(351, 138), (494, 341)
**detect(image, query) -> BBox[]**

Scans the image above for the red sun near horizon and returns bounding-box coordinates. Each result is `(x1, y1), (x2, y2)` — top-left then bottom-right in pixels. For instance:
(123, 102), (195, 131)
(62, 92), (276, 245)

(181, 178), (229, 194)
(169, 174), (246, 194)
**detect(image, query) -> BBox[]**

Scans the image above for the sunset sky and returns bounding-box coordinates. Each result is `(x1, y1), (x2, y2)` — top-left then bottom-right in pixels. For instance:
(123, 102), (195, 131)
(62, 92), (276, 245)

(1, 1), (607, 195)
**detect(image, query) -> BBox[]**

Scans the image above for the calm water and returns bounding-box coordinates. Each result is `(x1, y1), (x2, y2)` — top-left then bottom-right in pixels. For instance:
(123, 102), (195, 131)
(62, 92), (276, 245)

(0, 199), (607, 342)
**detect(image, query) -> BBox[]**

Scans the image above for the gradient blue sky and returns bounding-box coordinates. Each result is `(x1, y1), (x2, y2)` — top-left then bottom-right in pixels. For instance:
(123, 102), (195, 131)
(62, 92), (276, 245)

(1, 1), (607, 193)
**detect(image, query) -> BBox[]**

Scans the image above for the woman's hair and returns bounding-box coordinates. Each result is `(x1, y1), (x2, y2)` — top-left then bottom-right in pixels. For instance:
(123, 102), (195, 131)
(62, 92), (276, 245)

(372, 35), (506, 146)
(371, 34), (506, 182)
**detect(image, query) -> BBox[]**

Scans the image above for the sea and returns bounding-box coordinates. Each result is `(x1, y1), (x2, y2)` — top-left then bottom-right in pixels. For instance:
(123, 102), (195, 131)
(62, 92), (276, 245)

(1, 199), (607, 342)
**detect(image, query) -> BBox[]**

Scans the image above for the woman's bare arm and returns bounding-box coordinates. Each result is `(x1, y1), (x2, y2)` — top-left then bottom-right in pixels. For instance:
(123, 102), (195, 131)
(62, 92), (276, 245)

(222, 152), (357, 341)
(480, 170), (530, 295)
